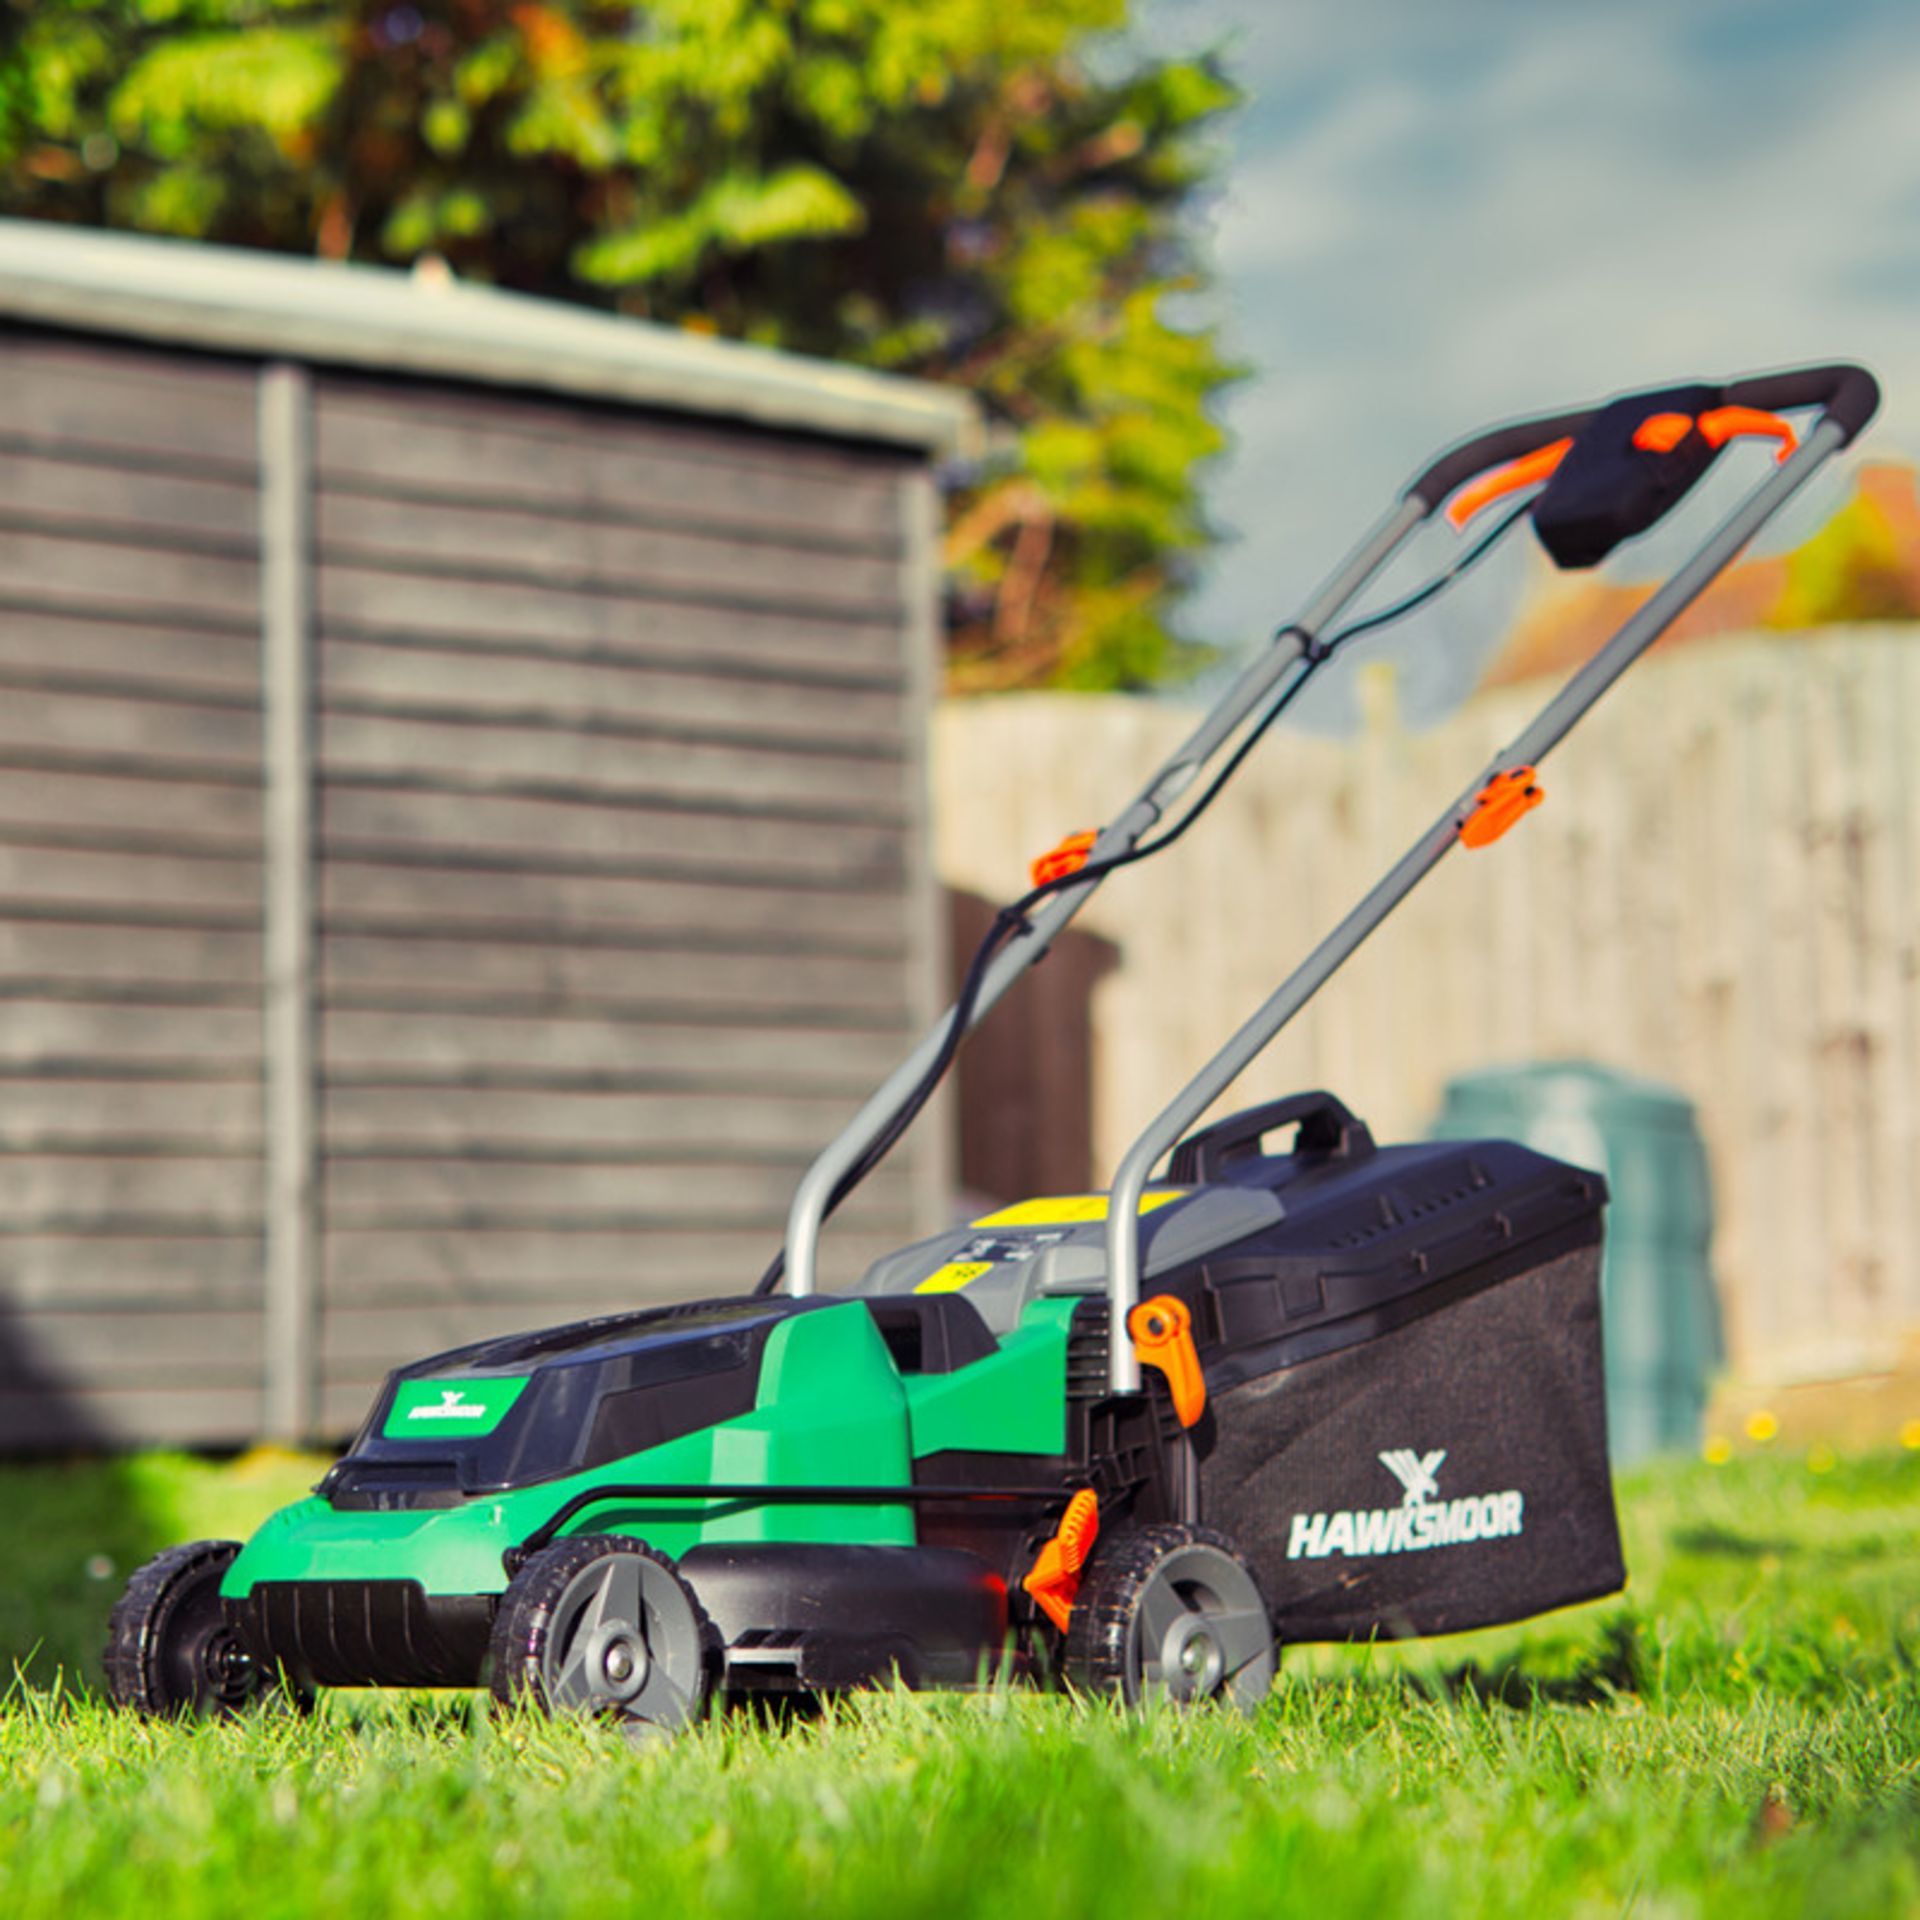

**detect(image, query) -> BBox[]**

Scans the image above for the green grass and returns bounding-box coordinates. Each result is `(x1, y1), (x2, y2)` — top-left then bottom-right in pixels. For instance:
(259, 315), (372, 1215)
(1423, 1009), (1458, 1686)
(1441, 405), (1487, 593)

(1, 1447), (1916, 1919)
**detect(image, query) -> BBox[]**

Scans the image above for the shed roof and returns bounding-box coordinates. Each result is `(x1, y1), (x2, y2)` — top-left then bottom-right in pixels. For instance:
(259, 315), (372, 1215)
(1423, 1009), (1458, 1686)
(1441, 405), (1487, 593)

(0, 218), (977, 456)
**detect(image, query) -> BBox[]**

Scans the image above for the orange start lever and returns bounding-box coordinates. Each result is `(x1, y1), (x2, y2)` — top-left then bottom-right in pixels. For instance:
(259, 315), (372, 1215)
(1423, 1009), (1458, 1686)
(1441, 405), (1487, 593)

(1697, 405), (1798, 461)
(1459, 766), (1543, 849)
(1022, 1488), (1099, 1633)
(1444, 438), (1574, 531)
(1128, 1294), (1206, 1427)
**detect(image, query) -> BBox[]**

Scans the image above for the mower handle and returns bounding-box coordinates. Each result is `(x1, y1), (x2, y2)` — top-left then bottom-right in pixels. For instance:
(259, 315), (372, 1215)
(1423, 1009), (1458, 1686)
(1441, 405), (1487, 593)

(1722, 364), (1880, 442)
(1406, 362), (1880, 512)
(1102, 362), (1878, 1392)
(782, 362), (1877, 1306)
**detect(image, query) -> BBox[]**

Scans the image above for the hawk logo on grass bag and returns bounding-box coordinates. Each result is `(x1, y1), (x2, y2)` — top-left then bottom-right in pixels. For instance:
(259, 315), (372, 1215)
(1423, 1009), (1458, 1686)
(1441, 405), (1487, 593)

(1286, 1448), (1526, 1561)
(1378, 1447), (1447, 1504)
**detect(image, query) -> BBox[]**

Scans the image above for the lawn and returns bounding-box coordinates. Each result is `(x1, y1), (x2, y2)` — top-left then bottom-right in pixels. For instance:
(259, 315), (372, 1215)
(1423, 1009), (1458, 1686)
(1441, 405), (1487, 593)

(0, 1445), (1914, 1919)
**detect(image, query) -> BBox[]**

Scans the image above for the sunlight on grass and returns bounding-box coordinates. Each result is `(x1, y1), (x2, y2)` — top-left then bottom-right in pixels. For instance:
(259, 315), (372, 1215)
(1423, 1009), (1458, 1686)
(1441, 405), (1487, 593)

(0, 1448), (1914, 1919)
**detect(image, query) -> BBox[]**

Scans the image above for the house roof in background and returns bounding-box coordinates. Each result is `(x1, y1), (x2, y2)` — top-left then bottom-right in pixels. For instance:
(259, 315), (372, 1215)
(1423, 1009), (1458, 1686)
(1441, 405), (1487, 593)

(0, 218), (978, 457)
(1478, 461), (1920, 689)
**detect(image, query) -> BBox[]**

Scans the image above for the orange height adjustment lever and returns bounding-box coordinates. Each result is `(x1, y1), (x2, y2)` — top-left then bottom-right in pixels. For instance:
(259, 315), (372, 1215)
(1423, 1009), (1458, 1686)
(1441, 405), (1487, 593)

(1444, 438), (1574, 530)
(1023, 1488), (1099, 1633)
(1459, 766), (1543, 848)
(1128, 1295), (1206, 1427)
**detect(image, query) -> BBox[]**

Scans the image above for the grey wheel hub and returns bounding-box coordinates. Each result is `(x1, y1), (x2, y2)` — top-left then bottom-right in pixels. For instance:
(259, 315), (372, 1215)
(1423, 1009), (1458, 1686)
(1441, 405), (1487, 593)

(544, 1552), (704, 1735)
(1131, 1543), (1275, 1707)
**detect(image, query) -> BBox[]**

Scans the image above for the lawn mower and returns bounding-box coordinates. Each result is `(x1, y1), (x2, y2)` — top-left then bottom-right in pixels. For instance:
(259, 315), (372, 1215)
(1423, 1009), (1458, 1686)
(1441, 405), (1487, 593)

(107, 363), (1878, 1733)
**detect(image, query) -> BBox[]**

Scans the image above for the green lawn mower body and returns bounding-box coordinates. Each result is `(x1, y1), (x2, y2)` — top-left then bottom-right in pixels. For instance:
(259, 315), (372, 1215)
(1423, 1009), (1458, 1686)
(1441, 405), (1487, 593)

(105, 364), (1879, 1729)
(149, 1110), (1616, 1720)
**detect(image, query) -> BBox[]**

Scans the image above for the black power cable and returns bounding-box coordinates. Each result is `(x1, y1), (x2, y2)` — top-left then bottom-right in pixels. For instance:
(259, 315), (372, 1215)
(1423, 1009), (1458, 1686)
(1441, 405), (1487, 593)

(755, 497), (1534, 1295)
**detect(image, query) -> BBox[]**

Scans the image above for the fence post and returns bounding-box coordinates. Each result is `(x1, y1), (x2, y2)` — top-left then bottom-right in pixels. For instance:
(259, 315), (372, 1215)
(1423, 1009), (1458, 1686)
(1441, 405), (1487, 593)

(900, 466), (953, 1238)
(259, 362), (319, 1443)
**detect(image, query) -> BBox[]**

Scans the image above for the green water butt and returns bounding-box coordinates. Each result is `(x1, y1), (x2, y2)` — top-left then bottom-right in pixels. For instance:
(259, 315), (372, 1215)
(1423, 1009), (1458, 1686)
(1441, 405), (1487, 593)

(1432, 1062), (1722, 1466)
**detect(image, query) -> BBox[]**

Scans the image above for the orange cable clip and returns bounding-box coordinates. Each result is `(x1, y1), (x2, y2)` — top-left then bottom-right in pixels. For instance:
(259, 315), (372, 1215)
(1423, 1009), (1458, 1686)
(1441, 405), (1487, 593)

(1030, 829), (1099, 890)
(1459, 766), (1544, 849)
(1444, 438), (1575, 531)
(1696, 405), (1798, 463)
(1127, 1294), (1206, 1428)
(1022, 1488), (1100, 1634)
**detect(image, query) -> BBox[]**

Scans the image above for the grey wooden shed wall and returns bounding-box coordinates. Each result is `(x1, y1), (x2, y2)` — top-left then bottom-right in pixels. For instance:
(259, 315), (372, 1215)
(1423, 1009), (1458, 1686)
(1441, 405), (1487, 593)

(0, 322), (950, 1449)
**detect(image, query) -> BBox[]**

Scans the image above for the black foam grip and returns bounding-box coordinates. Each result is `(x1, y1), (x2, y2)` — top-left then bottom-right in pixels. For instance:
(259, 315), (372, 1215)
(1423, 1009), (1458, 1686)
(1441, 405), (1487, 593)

(1721, 363), (1880, 445)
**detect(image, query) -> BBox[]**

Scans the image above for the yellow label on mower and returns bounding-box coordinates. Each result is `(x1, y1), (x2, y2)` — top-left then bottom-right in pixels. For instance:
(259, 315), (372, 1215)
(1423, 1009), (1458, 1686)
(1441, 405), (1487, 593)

(969, 1190), (1188, 1229)
(914, 1260), (996, 1294)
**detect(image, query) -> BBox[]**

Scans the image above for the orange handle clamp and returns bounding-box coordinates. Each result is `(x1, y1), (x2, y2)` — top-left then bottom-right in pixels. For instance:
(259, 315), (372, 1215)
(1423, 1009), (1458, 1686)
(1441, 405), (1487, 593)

(1444, 438), (1574, 530)
(1022, 1488), (1100, 1634)
(1031, 829), (1098, 890)
(1127, 1294), (1206, 1428)
(1459, 766), (1543, 848)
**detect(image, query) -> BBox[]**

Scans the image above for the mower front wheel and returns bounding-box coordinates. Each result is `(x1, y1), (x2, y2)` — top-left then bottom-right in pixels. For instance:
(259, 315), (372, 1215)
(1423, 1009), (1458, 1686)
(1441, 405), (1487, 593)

(489, 1534), (719, 1740)
(1063, 1525), (1276, 1709)
(105, 1540), (305, 1719)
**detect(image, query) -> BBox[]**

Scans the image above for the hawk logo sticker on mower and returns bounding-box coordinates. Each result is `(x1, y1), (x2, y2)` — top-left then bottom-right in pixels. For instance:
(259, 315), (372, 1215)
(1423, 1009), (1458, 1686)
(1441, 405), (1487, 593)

(409, 1390), (490, 1421)
(1286, 1449), (1525, 1561)
(382, 1375), (528, 1437)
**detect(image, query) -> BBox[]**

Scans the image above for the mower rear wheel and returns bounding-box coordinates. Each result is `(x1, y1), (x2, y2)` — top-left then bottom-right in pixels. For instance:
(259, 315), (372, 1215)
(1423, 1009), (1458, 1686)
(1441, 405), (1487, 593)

(105, 1540), (303, 1719)
(489, 1535), (718, 1740)
(1063, 1525), (1275, 1709)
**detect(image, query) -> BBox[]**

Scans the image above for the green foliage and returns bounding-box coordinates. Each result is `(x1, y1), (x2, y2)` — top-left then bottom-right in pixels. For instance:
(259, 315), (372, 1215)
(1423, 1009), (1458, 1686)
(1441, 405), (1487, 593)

(1768, 477), (1920, 630)
(1, 1448), (1916, 1917)
(0, 0), (1243, 687)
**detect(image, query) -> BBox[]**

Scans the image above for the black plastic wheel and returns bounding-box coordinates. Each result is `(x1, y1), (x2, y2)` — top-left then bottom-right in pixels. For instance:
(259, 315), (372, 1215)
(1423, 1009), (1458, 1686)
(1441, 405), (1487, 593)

(104, 1540), (297, 1719)
(1063, 1525), (1276, 1709)
(489, 1534), (719, 1740)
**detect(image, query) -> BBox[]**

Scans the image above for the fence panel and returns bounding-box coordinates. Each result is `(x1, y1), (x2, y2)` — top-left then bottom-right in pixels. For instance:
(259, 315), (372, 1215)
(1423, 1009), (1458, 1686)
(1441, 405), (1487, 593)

(934, 632), (1920, 1387)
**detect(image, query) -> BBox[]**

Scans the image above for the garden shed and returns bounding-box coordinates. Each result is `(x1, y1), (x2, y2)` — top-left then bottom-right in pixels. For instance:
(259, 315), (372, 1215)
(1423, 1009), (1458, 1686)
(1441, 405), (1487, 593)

(0, 219), (971, 1449)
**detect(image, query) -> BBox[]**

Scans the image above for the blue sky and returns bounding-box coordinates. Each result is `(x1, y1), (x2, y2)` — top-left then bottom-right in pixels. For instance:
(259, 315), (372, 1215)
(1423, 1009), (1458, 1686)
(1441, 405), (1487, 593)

(1146, 0), (1920, 723)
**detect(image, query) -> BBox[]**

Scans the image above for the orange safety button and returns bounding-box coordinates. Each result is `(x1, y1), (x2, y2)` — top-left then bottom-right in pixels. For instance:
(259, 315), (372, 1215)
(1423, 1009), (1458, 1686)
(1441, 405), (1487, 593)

(1631, 411), (1694, 454)
(1459, 766), (1544, 848)
(1128, 1294), (1206, 1428)
(1629, 407), (1799, 464)
(1030, 829), (1099, 890)
(1023, 1488), (1100, 1634)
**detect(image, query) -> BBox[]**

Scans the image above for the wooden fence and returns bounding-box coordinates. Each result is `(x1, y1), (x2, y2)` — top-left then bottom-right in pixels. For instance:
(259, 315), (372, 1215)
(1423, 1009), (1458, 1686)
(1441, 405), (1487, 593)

(933, 630), (1920, 1388)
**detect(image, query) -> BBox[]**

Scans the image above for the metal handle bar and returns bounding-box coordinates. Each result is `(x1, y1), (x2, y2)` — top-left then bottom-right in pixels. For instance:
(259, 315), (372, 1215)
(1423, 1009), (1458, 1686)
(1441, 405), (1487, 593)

(778, 492), (1433, 1295)
(1100, 365), (1875, 1389)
